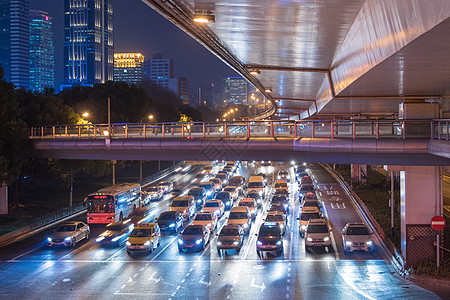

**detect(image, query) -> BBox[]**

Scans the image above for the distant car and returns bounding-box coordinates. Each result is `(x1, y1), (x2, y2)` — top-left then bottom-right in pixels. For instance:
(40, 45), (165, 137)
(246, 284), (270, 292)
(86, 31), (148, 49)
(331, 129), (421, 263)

(301, 199), (322, 210)
(246, 191), (263, 208)
(238, 198), (258, 218)
(256, 222), (283, 256)
(264, 211), (286, 235)
(170, 196), (196, 220)
(193, 212), (218, 232)
(95, 220), (134, 246)
(305, 218), (331, 251)
(260, 160), (271, 166)
(145, 185), (164, 202)
(223, 186), (239, 202)
(298, 207), (321, 237)
(342, 223), (374, 253)
(188, 187), (207, 208)
(199, 182), (216, 199)
(255, 172), (267, 186)
(209, 178), (223, 192)
(157, 210), (183, 232)
(274, 180), (289, 193)
(268, 203), (289, 216)
(229, 176), (246, 195)
(215, 172), (228, 185)
(271, 194), (290, 214)
(202, 200), (225, 217)
(277, 169), (291, 182)
(300, 175), (313, 186)
(217, 225), (244, 255)
(215, 191), (233, 210)
(158, 181), (174, 194)
(227, 206), (252, 235)
(299, 184), (315, 200)
(178, 225), (211, 252)
(47, 221), (90, 247)
(126, 223), (161, 254)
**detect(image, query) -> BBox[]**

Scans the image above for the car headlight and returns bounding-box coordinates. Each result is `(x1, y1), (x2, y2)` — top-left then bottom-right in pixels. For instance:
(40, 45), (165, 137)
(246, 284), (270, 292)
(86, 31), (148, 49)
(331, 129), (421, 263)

(257, 241), (263, 246)
(214, 210), (220, 215)
(366, 241), (373, 246)
(283, 204), (288, 209)
(47, 237), (52, 242)
(276, 240), (282, 246)
(169, 223), (176, 228)
(196, 239), (202, 245)
(258, 190), (263, 195)
(257, 200), (262, 204)
(144, 241), (151, 246)
(307, 237), (313, 242)
(226, 201), (230, 205)
(233, 241), (239, 245)
(197, 200), (202, 203)
(278, 176), (281, 179)
(64, 236), (72, 242)
(96, 236), (105, 242)
(323, 237), (330, 242)
(301, 225), (307, 230)
(299, 193), (304, 198)
(178, 239), (184, 245)
(217, 241), (222, 246)
(111, 236), (121, 242)
(242, 223), (249, 229)
(345, 241), (352, 246)
(279, 224), (284, 229)
(126, 241), (131, 246)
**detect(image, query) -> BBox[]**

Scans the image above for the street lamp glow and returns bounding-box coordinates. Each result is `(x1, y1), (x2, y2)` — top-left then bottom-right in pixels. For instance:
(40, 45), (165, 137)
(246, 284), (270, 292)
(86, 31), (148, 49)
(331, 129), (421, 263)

(148, 115), (154, 120)
(82, 112), (89, 117)
(103, 130), (110, 136)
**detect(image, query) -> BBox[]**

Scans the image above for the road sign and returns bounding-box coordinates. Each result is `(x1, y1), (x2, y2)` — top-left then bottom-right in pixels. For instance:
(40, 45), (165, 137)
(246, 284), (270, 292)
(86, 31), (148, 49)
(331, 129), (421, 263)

(431, 216), (445, 231)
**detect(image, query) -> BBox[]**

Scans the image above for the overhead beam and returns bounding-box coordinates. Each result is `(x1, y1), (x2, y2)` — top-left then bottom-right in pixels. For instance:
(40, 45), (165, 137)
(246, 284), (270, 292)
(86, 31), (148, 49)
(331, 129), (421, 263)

(277, 98), (316, 102)
(243, 64), (328, 74)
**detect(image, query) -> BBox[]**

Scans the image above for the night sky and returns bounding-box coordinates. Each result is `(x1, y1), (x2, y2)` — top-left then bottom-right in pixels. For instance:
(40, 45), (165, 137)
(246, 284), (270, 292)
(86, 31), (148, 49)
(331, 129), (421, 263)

(30, 0), (240, 96)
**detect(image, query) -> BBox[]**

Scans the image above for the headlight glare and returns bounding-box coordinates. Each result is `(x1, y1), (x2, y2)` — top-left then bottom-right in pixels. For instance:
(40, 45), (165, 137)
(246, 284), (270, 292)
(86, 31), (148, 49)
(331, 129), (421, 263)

(345, 241), (352, 246)
(111, 236), (121, 242)
(169, 223), (176, 228)
(276, 240), (282, 246)
(307, 237), (313, 242)
(323, 237), (330, 242)
(144, 241), (151, 246)
(47, 237), (52, 242)
(96, 236), (105, 242)
(366, 241), (373, 246)
(64, 236), (72, 242)
(257, 241), (263, 246)
(196, 239), (202, 245)
(126, 241), (131, 246)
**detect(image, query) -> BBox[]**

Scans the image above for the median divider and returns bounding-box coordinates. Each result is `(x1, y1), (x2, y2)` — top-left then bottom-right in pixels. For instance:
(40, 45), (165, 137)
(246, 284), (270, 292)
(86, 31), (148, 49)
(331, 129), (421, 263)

(0, 161), (186, 248)
(320, 163), (410, 278)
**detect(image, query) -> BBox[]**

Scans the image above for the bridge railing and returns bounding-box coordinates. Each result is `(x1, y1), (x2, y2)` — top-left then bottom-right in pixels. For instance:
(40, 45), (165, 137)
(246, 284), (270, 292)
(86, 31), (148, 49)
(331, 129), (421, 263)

(30, 120), (435, 140)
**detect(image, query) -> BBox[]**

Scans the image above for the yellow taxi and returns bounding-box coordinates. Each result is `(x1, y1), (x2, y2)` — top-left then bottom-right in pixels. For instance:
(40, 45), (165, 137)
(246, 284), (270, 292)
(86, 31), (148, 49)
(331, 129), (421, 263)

(126, 223), (161, 254)
(274, 180), (289, 193)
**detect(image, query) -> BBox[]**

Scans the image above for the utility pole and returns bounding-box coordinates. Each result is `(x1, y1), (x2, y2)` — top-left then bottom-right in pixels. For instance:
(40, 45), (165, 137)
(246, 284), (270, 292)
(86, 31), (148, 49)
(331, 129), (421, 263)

(69, 164), (73, 207)
(139, 160), (143, 181)
(390, 171), (394, 237)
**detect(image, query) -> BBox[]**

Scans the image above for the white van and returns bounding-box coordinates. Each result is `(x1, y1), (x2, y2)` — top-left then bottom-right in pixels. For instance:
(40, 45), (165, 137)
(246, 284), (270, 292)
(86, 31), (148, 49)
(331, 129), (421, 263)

(247, 175), (265, 197)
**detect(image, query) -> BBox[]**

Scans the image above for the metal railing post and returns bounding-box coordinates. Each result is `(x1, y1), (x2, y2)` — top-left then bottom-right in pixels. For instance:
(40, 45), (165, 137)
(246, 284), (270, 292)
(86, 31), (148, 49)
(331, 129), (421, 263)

(52, 126), (55, 139)
(41, 126), (44, 139)
(247, 122), (250, 138)
(65, 126), (68, 138)
(30, 127), (33, 138)
(402, 121), (406, 139)
(203, 123), (206, 138)
(352, 121), (356, 139)
(189, 124), (191, 136)
(225, 123), (228, 138)
(311, 122), (315, 138)
(78, 126), (81, 138)
(331, 121), (334, 139)
(162, 124), (165, 139)
(125, 124), (128, 138)
(294, 121), (298, 138)
(143, 124), (146, 139)
(437, 121), (441, 140)
(271, 122), (274, 138)
(376, 121), (379, 140)
(94, 125), (96, 139)
(447, 121), (449, 141)
(182, 124), (185, 138)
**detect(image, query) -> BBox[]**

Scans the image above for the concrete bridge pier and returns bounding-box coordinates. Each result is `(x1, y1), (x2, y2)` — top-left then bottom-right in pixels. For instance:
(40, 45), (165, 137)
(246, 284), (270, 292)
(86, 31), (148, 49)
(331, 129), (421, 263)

(391, 165), (443, 266)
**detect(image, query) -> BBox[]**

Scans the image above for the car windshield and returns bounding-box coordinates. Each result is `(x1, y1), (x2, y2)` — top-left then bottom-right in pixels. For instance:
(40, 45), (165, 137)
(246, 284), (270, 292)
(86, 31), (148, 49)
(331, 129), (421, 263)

(259, 226), (281, 236)
(195, 214), (212, 221)
(239, 202), (254, 208)
(266, 214), (283, 221)
(216, 193), (230, 200)
(248, 182), (262, 188)
(272, 195), (287, 202)
(147, 187), (159, 192)
(224, 188), (235, 193)
(346, 226), (370, 235)
(303, 201), (319, 207)
(301, 185), (314, 192)
(183, 227), (203, 235)
(229, 212), (248, 219)
(200, 184), (212, 191)
(86, 199), (114, 213)
(220, 228), (239, 236)
(56, 225), (75, 232)
(158, 212), (175, 220)
(275, 182), (287, 188)
(279, 171), (288, 175)
(160, 182), (170, 186)
(307, 224), (328, 233)
(301, 212), (321, 221)
(189, 190), (203, 197)
(130, 229), (152, 237)
(171, 200), (188, 207)
(204, 202), (219, 207)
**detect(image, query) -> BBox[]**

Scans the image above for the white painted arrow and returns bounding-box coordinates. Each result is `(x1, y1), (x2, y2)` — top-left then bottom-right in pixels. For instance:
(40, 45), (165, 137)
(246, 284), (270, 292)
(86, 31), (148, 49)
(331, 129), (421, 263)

(251, 278), (266, 292)
(149, 271), (161, 283)
(199, 275), (212, 286)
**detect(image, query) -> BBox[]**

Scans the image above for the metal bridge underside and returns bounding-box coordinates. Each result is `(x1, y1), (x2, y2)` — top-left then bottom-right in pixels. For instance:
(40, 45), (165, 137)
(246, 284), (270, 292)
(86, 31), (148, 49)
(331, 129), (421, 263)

(141, 0), (450, 119)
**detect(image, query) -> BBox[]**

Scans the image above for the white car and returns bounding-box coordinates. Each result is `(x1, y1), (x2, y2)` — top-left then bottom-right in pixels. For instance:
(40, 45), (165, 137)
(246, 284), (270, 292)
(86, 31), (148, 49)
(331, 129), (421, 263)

(47, 221), (90, 247)
(145, 185), (163, 201)
(342, 223), (374, 253)
(305, 219), (331, 251)
(192, 212), (218, 231)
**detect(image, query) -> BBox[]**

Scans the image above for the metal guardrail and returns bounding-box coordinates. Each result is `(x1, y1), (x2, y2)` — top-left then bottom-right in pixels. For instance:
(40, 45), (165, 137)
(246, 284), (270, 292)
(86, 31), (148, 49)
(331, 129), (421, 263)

(30, 119), (436, 140)
(432, 119), (450, 141)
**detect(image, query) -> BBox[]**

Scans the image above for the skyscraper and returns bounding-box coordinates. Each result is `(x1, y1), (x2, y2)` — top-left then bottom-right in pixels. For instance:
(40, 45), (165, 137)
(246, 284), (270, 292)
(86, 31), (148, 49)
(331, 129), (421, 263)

(223, 77), (248, 105)
(114, 53), (144, 85)
(144, 52), (173, 89)
(0, 0), (30, 89)
(168, 77), (189, 105)
(62, 0), (113, 90)
(29, 10), (54, 92)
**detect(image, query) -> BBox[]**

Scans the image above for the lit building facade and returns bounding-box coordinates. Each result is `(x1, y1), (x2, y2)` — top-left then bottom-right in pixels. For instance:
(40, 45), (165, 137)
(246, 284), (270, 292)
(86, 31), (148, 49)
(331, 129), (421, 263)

(168, 77), (189, 105)
(223, 76), (248, 105)
(114, 53), (144, 85)
(62, 0), (114, 90)
(29, 10), (54, 92)
(144, 52), (173, 89)
(0, 0), (30, 88)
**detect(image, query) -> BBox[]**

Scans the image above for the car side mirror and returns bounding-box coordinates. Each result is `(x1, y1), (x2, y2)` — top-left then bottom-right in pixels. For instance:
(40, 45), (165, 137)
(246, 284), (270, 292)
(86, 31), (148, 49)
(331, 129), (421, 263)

(216, 233), (219, 236)
(297, 217), (300, 220)
(255, 233), (258, 236)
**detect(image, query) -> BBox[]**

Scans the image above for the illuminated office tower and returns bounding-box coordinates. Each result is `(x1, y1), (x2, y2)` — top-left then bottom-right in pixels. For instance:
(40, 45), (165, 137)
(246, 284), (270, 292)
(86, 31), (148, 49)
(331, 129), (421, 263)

(0, 0), (30, 88)
(62, 0), (113, 90)
(144, 52), (173, 89)
(114, 53), (144, 85)
(29, 10), (54, 92)
(223, 77), (248, 105)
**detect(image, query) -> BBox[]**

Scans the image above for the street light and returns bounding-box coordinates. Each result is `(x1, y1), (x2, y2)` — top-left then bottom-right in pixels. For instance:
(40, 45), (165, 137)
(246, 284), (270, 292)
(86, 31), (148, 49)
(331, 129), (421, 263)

(82, 112), (89, 117)
(140, 115), (154, 123)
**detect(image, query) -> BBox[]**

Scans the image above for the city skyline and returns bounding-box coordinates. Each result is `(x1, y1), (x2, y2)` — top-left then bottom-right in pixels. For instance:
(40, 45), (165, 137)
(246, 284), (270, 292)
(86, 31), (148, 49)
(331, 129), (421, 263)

(29, 0), (240, 96)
